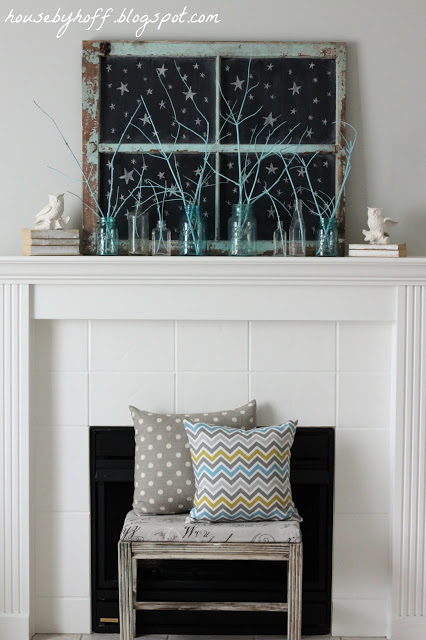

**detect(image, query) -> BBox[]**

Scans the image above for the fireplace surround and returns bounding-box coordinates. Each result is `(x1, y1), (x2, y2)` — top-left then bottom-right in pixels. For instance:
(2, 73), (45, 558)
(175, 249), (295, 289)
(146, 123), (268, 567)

(1, 256), (426, 640)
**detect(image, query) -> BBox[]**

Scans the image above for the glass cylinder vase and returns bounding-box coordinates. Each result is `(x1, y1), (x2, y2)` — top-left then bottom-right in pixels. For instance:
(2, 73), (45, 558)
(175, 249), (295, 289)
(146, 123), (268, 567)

(273, 221), (287, 256)
(228, 204), (257, 257)
(152, 221), (171, 256)
(289, 200), (306, 257)
(316, 218), (338, 257)
(96, 217), (118, 256)
(179, 205), (206, 256)
(128, 206), (149, 255)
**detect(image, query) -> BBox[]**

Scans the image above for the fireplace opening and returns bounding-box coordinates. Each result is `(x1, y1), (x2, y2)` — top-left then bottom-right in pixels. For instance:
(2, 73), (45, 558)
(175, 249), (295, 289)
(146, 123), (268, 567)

(90, 426), (334, 635)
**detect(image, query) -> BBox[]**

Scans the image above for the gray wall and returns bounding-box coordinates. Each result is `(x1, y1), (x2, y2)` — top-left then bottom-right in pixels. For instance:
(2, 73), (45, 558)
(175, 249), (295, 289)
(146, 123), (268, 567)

(1, 0), (425, 254)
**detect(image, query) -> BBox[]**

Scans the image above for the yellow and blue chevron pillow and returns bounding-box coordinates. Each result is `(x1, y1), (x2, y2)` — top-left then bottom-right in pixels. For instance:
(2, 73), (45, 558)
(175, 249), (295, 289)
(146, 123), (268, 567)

(184, 419), (301, 522)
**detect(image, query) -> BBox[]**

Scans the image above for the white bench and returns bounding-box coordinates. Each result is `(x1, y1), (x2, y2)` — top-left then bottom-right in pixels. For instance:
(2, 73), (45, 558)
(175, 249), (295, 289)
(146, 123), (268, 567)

(118, 511), (303, 639)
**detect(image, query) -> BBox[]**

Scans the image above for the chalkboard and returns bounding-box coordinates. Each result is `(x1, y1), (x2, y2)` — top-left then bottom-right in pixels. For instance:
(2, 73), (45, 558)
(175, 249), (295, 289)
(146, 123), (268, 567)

(82, 41), (346, 254)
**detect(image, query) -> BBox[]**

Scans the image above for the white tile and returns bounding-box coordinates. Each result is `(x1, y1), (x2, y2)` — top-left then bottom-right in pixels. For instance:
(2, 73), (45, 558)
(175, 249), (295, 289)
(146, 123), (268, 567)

(335, 429), (389, 514)
(251, 321), (335, 372)
(251, 373), (335, 426)
(338, 321), (393, 372)
(33, 372), (88, 426)
(90, 320), (175, 371)
(176, 373), (249, 413)
(337, 373), (391, 428)
(35, 513), (90, 597)
(332, 598), (387, 637)
(333, 514), (389, 599)
(33, 633), (82, 640)
(34, 597), (90, 634)
(89, 372), (175, 425)
(35, 427), (89, 512)
(34, 320), (88, 372)
(176, 320), (248, 371)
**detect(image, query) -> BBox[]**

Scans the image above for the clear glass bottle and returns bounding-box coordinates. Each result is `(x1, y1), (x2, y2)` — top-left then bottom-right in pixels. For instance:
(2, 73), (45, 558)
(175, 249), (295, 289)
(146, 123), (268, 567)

(289, 200), (306, 257)
(152, 220), (171, 256)
(179, 205), (206, 256)
(96, 217), (118, 256)
(316, 218), (338, 257)
(128, 205), (150, 255)
(228, 204), (257, 256)
(273, 221), (287, 256)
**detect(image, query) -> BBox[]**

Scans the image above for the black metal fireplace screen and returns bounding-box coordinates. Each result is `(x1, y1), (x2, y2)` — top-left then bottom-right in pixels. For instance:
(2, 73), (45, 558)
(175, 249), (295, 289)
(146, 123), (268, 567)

(90, 426), (334, 635)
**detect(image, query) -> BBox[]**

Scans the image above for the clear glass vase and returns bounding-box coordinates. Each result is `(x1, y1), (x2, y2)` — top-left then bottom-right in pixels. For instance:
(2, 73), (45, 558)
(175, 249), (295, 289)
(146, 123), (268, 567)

(128, 206), (149, 255)
(273, 221), (287, 256)
(96, 217), (118, 256)
(152, 221), (171, 256)
(316, 218), (338, 257)
(228, 204), (257, 256)
(179, 205), (206, 256)
(289, 200), (306, 257)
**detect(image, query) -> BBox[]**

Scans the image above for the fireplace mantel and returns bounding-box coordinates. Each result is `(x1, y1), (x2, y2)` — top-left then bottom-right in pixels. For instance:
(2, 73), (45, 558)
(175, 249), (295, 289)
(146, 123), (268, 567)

(1, 256), (426, 640)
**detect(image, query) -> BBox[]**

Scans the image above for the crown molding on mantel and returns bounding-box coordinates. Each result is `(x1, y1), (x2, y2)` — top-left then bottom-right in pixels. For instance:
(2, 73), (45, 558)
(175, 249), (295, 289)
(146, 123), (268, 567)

(1, 255), (426, 285)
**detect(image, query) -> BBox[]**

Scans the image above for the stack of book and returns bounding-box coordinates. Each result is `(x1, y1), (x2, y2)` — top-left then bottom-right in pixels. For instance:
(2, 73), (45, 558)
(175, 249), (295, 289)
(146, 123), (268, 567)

(348, 243), (407, 258)
(21, 229), (80, 256)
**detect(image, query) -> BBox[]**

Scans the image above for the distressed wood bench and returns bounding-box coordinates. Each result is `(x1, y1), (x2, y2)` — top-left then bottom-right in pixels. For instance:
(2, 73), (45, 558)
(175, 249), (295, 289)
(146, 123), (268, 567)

(118, 512), (302, 639)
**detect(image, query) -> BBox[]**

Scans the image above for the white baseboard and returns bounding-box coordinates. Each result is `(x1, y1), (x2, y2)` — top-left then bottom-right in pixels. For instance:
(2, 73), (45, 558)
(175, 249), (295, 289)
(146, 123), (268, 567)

(392, 616), (426, 639)
(0, 614), (30, 640)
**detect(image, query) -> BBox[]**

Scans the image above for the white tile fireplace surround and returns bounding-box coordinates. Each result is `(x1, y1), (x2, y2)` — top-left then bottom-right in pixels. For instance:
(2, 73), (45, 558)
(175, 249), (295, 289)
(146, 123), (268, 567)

(1, 256), (426, 640)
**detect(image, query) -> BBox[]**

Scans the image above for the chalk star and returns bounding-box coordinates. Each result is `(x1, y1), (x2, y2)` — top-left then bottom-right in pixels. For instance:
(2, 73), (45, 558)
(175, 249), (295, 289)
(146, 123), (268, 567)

(228, 162), (234, 169)
(306, 128), (313, 138)
(288, 81), (302, 95)
(204, 97), (209, 103)
(264, 82), (271, 90)
(266, 162), (278, 175)
(226, 65), (230, 71)
(158, 172), (165, 179)
(106, 64), (112, 72)
(146, 88), (153, 95)
(109, 103), (115, 110)
(263, 112), (278, 127)
(266, 63), (274, 70)
(194, 167), (202, 176)
(249, 93), (254, 100)
(309, 62), (315, 69)
(157, 64), (167, 76)
(183, 87), (196, 101)
(139, 113), (150, 126)
(231, 75), (244, 91)
(313, 77), (319, 83)
(200, 72), (205, 78)
(297, 168), (306, 177)
(267, 207), (275, 218)
(117, 82), (129, 96)
(131, 158), (136, 164)
(323, 160), (329, 167)
(313, 97), (320, 104)
(322, 119), (328, 125)
(159, 100), (166, 109)
(120, 168), (135, 185)
(195, 117), (202, 126)
(290, 108), (297, 114)
(137, 62), (142, 69)
(123, 68), (128, 74)
(107, 160), (113, 170)
(270, 94), (276, 100)
(288, 69), (293, 75)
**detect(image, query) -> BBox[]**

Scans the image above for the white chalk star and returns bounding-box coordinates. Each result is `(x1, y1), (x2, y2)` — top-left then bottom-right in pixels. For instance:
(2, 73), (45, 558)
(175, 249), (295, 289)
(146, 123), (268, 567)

(231, 75), (244, 91)
(183, 87), (197, 101)
(137, 62), (142, 69)
(117, 82), (129, 96)
(159, 100), (166, 109)
(322, 119), (328, 125)
(288, 82), (302, 95)
(249, 93), (254, 100)
(306, 128), (313, 138)
(264, 82), (271, 90)
(109, 103), (115, 110)
(227, 162), (234, 169)
(297, 168), (306, 177)
(120, 168), (135, 185)
(309, 62), (315, 69)
(226, 65), (230, 71)
(267, 63), (274, 71)
(323, 160), (329, 167)
(313, 77), (319, 83)
(313, 97), (319, 104)
(267, 207), (275, 218)
(123, 68), (128, 74)
(106, 64), (112, 72)
(139, 113), (150, 126)
(107, 160), (113, 170)
(157, 64), (167, 76)
(158, 172), (165, 179)
(290, 108), (297, 115)
(193, 63), (199, 69)
(194, 167), (202, 176)
(195, 117), (202, 126)
(266, 163), (278, 175)
(263, 112), (278, 128)
(146, 88), (153, 95)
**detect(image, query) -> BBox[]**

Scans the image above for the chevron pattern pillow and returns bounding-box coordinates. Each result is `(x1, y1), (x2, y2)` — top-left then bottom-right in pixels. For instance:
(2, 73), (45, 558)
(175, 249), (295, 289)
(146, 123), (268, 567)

(184, 419), (301, 522)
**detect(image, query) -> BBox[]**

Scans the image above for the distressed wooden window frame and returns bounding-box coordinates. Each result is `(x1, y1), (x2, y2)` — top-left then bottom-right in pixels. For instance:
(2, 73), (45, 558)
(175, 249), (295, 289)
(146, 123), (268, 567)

(82, 41), (346, 255)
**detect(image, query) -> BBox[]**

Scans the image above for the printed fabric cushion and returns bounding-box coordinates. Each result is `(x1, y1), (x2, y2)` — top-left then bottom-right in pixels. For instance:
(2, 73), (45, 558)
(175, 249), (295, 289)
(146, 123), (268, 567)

(130, 401), (256, 515)
(184, 419), (301, 523)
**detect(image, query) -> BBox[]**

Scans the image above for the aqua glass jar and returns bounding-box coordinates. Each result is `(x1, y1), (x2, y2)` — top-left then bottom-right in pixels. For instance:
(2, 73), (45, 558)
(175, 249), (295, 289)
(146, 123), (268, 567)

(128, 206), (149, 255)
(96, 217), (118, 256)
(316, 218), (338, 256)
(152, 220), (171, 256)
(179, 205), (206, 256)
(228, 204), (257, 256)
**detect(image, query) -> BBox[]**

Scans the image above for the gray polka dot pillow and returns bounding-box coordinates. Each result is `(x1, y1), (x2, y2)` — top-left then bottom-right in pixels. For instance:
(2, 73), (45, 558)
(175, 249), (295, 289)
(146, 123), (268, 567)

(130, 401), (257, 515)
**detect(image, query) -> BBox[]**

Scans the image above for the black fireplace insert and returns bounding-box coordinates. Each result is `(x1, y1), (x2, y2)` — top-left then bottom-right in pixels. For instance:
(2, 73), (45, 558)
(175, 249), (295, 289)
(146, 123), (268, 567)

(90, 426), (334, 635)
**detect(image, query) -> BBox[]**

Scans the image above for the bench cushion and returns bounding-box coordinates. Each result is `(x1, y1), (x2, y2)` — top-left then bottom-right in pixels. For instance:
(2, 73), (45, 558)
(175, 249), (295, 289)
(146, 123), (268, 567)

(120, 510), (301, 543)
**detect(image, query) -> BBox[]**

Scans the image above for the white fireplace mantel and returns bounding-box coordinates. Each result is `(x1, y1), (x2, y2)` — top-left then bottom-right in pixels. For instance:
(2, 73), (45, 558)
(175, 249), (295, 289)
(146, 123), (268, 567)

(1, 256), (426, 640)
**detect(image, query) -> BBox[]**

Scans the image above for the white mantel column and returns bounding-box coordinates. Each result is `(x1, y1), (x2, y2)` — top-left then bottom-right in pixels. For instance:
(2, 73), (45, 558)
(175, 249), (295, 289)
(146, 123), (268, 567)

(0, 284), (30, 640)
(392, 285), (426, 639)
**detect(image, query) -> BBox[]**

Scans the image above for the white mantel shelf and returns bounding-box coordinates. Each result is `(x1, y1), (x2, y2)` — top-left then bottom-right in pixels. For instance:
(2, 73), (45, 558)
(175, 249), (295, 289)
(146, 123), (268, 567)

(1, 255), (426, 284)
(1, 255), (426, 640)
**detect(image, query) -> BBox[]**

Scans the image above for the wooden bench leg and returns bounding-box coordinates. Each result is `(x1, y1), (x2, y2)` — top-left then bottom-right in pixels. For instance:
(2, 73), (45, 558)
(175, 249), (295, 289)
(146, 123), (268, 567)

(287, 542), (303, 640)
(118, 541), (135, 640)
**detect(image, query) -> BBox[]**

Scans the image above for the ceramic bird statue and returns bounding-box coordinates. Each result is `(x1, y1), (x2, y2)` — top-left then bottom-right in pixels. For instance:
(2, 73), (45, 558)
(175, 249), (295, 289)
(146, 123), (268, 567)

(34, 194), (69, 230)
(362, 207), (398, 244)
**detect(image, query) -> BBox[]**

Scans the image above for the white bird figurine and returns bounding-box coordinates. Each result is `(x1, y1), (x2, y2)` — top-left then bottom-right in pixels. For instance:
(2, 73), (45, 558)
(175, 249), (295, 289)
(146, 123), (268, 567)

(362, 207), (398, 245)
(34, 194), (69, 230)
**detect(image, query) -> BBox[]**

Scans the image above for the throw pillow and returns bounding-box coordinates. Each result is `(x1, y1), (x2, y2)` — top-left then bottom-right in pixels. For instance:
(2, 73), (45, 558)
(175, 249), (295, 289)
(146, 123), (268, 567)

(184, 419), (301, 522)
(130, 401), (256, 515)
